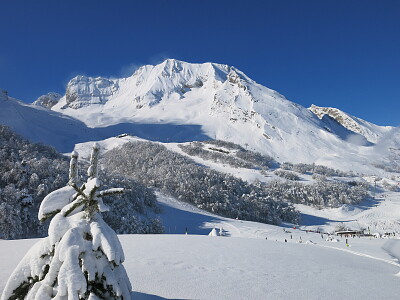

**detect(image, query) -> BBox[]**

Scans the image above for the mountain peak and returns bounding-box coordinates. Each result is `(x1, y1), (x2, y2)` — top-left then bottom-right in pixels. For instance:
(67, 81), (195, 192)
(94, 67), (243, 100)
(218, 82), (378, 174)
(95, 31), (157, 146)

(58, 59), (254, 110)
(33, 92), (62, 109)
(308, 104), (391, 143)
(62, 76), (119, 109)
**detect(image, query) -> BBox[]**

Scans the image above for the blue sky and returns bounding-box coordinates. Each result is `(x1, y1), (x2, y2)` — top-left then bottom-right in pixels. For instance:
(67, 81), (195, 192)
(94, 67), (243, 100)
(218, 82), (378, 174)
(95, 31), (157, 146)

(1, 0), (399, 125)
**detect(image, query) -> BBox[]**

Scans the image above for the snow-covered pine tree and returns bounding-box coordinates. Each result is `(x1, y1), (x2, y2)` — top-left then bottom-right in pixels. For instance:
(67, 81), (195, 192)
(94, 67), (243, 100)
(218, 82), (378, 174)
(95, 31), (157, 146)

(1, 143), (132, 300)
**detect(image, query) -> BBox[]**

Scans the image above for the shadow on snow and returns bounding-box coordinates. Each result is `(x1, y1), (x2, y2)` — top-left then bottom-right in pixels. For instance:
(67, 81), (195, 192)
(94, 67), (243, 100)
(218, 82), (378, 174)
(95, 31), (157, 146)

(158, 201), (221, 236)
(131, 291), (187, 300)
(0, 99), (211, 152)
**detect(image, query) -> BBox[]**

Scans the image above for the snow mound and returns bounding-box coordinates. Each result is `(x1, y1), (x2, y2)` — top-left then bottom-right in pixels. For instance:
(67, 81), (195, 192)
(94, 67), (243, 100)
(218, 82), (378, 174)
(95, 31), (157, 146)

(208, 228), (219, 236)
(326, 236), (340, 242)
(38, 185), (76, 221)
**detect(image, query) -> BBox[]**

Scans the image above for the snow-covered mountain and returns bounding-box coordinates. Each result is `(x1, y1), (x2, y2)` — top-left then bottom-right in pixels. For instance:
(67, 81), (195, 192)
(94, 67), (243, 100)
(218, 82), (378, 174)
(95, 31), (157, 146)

(32, 92), (62, 109)
(0, 59), (399, 174)
(50, 59), (398, 173)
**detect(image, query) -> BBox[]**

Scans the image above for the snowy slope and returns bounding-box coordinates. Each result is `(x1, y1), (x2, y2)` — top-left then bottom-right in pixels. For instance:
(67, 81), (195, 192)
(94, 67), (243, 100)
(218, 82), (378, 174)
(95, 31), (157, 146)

(0, 93), (210, 152)
(0, 91), (97, 151)
(1, 231), (400, 299)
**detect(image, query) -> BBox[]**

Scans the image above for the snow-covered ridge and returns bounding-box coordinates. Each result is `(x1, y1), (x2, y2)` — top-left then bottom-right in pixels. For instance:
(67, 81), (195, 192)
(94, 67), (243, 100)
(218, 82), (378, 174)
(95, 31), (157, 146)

(63, 76), (119, 109)
(54, 59), (259, 111)
(309, 104), (392, 143)
(33, 92), (62, 109)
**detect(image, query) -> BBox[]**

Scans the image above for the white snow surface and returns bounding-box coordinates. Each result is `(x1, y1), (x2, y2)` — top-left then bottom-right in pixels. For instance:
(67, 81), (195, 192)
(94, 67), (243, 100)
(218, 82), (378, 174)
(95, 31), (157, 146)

(1, 233), (400, 299)
(1, 60), (399, 299)
(38, 185), (76, 220)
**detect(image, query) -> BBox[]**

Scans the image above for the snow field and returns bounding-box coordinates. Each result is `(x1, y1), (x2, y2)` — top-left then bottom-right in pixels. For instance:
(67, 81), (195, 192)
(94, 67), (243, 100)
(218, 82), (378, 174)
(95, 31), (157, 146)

(1, 234), (400, 300)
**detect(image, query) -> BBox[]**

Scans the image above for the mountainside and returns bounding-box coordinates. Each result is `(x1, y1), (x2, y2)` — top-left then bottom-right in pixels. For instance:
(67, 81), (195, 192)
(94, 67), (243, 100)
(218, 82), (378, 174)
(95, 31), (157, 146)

(0, 92), (98, 151)
(0, 90), (209, 152)
(1, 59), (399, 174)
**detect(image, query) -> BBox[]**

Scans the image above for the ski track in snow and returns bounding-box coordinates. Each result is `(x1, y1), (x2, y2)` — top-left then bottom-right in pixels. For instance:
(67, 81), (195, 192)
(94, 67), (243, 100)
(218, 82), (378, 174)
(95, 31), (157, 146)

(317, 243), (400, 268)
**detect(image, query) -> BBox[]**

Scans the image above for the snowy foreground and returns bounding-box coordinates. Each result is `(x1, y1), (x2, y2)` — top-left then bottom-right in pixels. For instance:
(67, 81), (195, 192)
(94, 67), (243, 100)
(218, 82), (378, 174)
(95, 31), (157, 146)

(2, 194), (400, 300)
(1, 235), (400, 300)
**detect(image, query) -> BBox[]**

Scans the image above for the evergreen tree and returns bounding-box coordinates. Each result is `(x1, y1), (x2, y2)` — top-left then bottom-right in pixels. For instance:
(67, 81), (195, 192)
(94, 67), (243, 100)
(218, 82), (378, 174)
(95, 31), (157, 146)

(1, 144), (132, 300)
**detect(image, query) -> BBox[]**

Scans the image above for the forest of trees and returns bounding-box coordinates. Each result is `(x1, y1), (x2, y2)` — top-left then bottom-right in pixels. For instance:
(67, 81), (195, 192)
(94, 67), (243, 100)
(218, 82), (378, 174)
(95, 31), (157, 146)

(274, 170), (300, 181)
(179, 140), (277, 170)
(262, 180), (369, 208)
(178, 141), (356, 179)
(280, 162), (353, 177)
(0, 126), (162, 239)
(0, 126), (373, 239)
(104, 141), (370, 220)
(104, 142), (299, 225)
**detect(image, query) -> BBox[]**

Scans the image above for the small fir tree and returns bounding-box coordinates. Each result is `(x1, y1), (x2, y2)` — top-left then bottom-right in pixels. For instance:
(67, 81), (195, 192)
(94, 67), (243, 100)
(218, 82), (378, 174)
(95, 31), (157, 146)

(1, 143), (132, 300)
